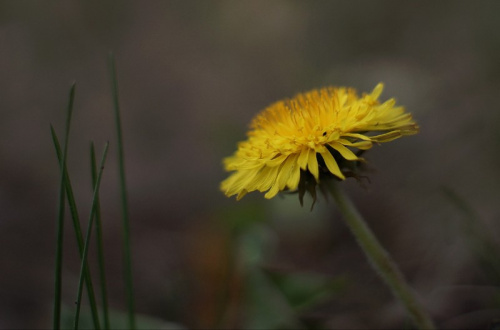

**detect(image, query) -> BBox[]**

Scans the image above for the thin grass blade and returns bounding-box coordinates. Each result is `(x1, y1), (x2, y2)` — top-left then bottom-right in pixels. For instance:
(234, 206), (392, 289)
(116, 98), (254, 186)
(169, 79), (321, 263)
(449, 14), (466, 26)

(51, 127), (101, 329)
(52, 82), (76, 330)
(74, 142), (110, 330)
(91, 142), (110, 330)
(109, 52), (136, 329)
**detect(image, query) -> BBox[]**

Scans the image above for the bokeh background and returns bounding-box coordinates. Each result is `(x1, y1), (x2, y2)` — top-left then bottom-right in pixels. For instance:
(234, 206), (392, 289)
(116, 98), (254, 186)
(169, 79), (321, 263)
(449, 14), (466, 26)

(1, 1), (500, 329)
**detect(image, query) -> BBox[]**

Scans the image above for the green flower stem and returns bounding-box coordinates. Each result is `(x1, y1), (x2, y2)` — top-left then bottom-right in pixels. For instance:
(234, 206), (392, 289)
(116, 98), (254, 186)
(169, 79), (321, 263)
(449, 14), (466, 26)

(326, 181), (436, 329)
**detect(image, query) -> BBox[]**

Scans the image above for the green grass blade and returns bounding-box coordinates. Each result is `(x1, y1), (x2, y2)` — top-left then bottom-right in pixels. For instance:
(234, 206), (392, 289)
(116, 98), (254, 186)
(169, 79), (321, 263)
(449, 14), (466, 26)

(91, 142), (110, 330)
(75, 142), (110, 330)
(109, 52), (136, 329)
(51, 127), (101, 330)
(50, 128), (83, 243)
(52, 82), (76, 330)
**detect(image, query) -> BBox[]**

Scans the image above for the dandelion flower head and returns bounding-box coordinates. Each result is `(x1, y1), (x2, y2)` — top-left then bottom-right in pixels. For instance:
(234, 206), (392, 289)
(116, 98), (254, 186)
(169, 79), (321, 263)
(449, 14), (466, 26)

(221, 83), (418, 201)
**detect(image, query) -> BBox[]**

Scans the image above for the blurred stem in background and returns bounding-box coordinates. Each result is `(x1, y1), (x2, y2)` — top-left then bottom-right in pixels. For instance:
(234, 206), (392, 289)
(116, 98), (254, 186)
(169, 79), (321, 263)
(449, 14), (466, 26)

(326, 181), (436, 330)
(443, 187), (500, 284)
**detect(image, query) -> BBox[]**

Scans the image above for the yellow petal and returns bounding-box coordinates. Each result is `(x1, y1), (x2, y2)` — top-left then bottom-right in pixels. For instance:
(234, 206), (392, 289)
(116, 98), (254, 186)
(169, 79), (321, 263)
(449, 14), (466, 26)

(338, 139), (373, 150)
(252, 166), (280, 192)
(342, 133), (372, 141)
(221, 170), (257, 197)
(371, 83), (384, 99)
(287, 161), (301, 190)
(236, 189), (248, 200)
(265, 154), (288, 167)
(265, 180), (280, 199)
(370, 130), (402, 142)
(277, 155), (296, 190)
(297, 148), (310, 170)
(320, 150), (345, 179)
(329, 142), (359, 161)
(307, 151), (319, 181)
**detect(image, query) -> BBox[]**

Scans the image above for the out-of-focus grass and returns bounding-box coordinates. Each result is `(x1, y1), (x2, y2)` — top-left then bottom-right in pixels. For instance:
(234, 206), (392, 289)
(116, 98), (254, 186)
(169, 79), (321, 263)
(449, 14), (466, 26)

(436, 187), (500, 328)
(443, 186), (500, 284)
(74, 141), (109, 330)
(50, 59), (136, 330)
(109, 53), (136, 330)
(90, 142), (110, 330)
(51, 83), (101, 330)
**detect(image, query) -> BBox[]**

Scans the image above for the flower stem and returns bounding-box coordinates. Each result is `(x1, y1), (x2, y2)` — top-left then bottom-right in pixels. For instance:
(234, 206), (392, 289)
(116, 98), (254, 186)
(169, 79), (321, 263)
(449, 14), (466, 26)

(326, 181), (436, 329)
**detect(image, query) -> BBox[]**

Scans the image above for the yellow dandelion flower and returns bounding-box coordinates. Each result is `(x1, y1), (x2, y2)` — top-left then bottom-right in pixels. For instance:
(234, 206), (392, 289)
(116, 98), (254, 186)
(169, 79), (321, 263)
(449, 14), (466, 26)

(221, 83), (418, 201)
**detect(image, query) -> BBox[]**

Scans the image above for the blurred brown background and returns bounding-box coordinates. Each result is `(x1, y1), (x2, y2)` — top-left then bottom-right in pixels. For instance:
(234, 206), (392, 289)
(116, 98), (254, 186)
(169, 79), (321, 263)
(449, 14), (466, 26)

(1, 1), (500, 329)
